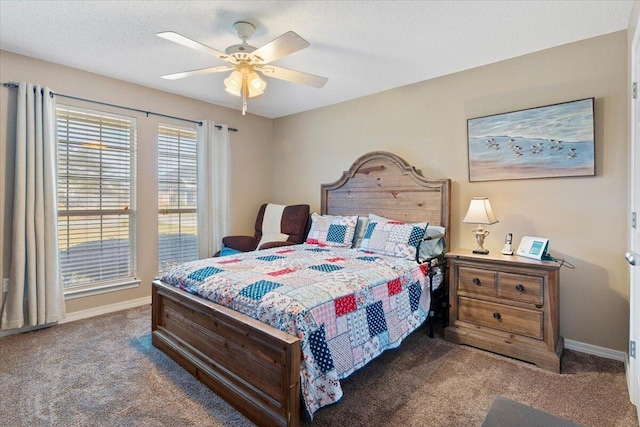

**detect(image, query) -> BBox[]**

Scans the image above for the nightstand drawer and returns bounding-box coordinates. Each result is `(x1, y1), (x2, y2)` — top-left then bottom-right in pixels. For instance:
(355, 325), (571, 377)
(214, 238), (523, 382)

(458, 296), (543, 339)
(459, 267), (496, 296)
(497, 273), (543, 305)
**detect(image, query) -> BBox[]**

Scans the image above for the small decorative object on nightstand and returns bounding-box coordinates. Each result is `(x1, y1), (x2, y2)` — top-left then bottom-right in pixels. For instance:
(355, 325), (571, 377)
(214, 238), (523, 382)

(501, 233), (514, 255)
(462, 197), (498, 254)
(444, 249), (563, 373)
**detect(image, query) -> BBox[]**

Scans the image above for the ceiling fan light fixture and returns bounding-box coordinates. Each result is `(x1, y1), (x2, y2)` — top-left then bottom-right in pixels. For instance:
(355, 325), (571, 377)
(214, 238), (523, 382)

(224, 67), (264, 97)
(223, 66), (266, 115)
(158, 21), (326, 115)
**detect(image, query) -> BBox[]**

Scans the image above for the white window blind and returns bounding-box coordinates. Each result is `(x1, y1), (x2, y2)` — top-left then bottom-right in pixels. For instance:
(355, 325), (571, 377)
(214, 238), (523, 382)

(57, 106), (136, 289)
(158, 124), (198, 273)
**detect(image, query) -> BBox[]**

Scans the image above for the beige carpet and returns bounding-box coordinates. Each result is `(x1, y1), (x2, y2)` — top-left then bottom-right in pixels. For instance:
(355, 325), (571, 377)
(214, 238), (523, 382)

(0, 305), (636, 427)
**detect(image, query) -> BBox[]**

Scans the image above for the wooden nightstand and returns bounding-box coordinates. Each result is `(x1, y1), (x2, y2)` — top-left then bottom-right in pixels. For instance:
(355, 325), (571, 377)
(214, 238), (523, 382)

(444, 249), (563, 372)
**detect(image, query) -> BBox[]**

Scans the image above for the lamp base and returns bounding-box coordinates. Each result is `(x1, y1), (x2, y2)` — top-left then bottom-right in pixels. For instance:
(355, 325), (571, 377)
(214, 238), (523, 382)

(471, 225), (491, 255)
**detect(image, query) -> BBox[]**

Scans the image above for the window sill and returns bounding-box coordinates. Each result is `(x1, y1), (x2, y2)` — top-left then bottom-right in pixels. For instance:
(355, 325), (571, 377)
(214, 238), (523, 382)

(64, 278), (141, 300)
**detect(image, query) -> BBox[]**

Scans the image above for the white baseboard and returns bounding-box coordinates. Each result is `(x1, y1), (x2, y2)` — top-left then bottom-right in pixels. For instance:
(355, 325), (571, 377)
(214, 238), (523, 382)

(0, 296), (151, 338)
(60, 296), (151, 324)
(565, 338), (626, 362)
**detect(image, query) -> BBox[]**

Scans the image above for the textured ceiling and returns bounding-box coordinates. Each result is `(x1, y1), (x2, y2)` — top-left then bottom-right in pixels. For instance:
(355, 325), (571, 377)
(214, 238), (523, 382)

(0, 1), (635, 118)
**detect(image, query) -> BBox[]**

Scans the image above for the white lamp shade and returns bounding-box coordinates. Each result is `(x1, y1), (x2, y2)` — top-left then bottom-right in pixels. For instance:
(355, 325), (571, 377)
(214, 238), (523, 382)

(247, 71), (266, 97)
(224, 70), (243, 96)
(462, 197), (498, 225)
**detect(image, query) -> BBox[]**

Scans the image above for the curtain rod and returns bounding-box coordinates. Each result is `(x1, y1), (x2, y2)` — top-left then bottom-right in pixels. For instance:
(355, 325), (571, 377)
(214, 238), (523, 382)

(2, 82), (238, 132)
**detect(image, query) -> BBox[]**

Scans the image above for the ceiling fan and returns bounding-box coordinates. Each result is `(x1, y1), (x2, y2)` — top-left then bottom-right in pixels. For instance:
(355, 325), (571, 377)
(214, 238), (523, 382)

(157, 21), (328, 115)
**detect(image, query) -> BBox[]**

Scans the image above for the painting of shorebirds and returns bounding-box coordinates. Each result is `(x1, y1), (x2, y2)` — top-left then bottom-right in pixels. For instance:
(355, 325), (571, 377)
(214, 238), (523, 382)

(467, 98), (595, 182)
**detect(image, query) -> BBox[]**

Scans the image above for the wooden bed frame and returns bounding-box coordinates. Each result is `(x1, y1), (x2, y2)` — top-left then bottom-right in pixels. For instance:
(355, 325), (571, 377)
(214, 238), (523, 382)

(151, 151), (451, 427)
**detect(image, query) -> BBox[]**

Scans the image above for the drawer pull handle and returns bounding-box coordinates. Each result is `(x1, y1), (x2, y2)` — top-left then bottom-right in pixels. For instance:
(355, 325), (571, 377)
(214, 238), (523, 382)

(472, 278), (481, 286)
(515, 284), (525, 292)
(493, 312), (502, 320)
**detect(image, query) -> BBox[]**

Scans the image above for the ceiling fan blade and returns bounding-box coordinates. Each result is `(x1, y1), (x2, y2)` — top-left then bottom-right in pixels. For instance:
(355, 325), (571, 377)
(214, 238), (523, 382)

(259, 65), (328, 88)
(157, 31), (228, 60)
(252, 31), (309, 64)
(161, 65), (234, 80)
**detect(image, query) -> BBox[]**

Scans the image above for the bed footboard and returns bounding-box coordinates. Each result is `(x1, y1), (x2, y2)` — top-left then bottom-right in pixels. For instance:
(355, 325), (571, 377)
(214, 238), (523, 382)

(151, 280), (301, 427)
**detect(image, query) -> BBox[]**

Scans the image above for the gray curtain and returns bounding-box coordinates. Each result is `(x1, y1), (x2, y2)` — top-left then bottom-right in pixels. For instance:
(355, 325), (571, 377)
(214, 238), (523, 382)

(1, 82), (65, 329)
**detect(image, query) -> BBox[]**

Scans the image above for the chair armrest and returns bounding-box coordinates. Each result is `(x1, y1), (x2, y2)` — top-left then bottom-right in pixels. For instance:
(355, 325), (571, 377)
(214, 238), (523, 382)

(222, 235), (258, 252)
(258, 241), (298, 250)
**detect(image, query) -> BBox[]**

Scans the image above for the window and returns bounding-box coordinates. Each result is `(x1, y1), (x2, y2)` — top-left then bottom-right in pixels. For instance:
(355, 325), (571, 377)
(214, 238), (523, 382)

(57, 106), (136, 289)
(158, 124), (198, 273)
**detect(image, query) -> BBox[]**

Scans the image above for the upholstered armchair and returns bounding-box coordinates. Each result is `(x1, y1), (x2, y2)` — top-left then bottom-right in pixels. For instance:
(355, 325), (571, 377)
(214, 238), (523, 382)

(215, 203), (310, 256)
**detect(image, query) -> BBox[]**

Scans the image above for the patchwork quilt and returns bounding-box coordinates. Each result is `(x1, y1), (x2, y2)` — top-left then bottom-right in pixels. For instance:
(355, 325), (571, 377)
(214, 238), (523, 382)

(161, 243), (442, 417)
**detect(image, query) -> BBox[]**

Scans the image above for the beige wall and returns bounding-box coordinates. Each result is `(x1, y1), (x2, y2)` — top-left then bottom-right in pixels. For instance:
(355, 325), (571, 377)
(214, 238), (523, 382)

(274, 31), (630, 352)
(0, 30), (631, 353)
(0, 50), (275, 315)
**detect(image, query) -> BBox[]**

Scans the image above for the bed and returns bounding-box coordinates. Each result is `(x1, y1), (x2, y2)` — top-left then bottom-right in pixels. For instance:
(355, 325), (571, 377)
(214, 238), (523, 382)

(151, 151), (451, 426)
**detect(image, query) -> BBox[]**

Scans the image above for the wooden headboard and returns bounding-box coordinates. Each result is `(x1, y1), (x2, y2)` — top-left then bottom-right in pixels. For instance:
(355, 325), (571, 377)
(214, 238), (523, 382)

(321, 151), (451, 250)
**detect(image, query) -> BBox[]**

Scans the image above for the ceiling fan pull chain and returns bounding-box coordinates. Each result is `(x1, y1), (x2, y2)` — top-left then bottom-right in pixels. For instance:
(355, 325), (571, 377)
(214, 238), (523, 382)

(242, 74), (248, 115)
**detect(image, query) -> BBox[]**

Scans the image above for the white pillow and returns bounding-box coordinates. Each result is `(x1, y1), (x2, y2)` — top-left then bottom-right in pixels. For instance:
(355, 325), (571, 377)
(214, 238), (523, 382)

(257, 204), (290, 249)
(257, 232), (290, 249)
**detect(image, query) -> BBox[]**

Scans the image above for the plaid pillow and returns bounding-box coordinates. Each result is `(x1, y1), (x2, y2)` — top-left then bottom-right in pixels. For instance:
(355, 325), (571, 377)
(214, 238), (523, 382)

(358, 217), (428, 259)
(306, 213), (359, 247)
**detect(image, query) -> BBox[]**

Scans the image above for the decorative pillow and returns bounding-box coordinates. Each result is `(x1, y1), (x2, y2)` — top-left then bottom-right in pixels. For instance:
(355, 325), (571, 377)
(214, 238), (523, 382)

(306, 213), (358, 247)
(257, 232), (290, 249)
(257, 204), (290, 249)
(359, 216), (428, 259)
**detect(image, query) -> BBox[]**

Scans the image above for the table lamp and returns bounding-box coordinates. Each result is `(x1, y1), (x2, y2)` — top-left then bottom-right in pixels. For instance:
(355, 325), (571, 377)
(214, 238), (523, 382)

(462, 197), (498, 254)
